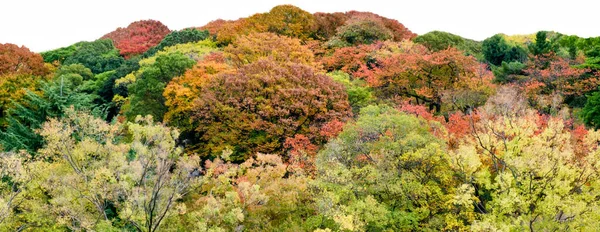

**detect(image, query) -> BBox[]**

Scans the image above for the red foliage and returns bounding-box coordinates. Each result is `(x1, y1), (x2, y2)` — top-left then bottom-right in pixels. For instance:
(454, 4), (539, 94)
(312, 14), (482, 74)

(190, 59), (352, 160)
(320, 43), (380, 78)
(345, 11), (416, 41)
(0, 43), (48, 76)
(525, 56), (596, 96)
(319, 119), (346, 139)
(312, 12), (349, 40)
(101, 20), (171, 58)
(571, 124), (592, 159)
(398, 102), (443, 123)
(284, 134), (318, 175)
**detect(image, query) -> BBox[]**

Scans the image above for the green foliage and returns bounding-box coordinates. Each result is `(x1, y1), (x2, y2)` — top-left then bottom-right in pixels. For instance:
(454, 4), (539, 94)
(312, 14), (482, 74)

(63, 39), (125, 74)
(40, 43), (78, 63)
(125, 52), (195, 121)
(414, 30), (483, 59)
(528, 31), (558, 56)
(582, 89), (600, 128)
(140, 39), (217, 65)
(0, 76), (101, 153)
(314, 105), (469, 231)
(26, 110), (201, 231)
(491, 61), (526, 83)
(482, 34), (527, 66)
(144, 28), (210, 58)
(328, 71), (374, 115)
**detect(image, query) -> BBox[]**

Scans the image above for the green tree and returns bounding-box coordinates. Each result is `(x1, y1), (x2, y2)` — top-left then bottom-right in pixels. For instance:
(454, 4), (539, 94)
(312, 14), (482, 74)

(143, 28), (210, 58)
(29, 109), (202, 231)
(414, 30), (483, 59)
(529, 31), (557, 56)
(0, 74), (101, 153)
(125, 52), (195, 121)
(482, 34), (527, 66)
(63, 39), (124, 74)
(314, 105), (471, 231)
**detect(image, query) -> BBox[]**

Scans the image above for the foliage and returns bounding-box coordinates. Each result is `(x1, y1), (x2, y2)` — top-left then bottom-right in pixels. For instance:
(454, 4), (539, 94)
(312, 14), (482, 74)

(123, 52), (195, 121)
(0, 43), (48, 76)
(144, 28), (210, 58)
(491, 61), (527, 83)
(482, 34), (527, 66)
(225, 32), (315, 67)
(414, 30), (483, 59)
(101, 20), (171, 58)
(187, 59), (352, 161)
(582, 88), (600, 128)
(25, 109), (202, 231)
(314, 105), (471, 231)
(452, 100), (600, 231)
(327, 16), (393, 47)
(247, 5), (315, 41)
(0, 74), (101, 153)
(139, 39), (217, 65)
(63, 39), (124, 74)
(179, 153), (316, 231)
(327, 71), (375, 114)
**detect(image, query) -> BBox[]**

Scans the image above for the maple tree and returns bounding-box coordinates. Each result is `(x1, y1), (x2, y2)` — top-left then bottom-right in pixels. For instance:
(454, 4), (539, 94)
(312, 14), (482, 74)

(369, 42), (495, 113)
(0, 43), (48, 76)
(101, 20), (171, 58)
(187, 59), (352, 161)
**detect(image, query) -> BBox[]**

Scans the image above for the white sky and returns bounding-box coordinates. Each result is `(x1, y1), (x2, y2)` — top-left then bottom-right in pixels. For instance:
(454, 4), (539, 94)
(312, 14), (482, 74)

(1, 0), (598, 52)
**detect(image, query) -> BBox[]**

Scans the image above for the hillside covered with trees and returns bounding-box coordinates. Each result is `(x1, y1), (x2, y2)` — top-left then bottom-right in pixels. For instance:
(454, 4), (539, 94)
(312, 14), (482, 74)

(3, 5), (600, 231)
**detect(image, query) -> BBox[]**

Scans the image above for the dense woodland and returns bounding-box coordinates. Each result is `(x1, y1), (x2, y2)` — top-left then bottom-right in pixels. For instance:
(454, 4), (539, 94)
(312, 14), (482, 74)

(3, 5), (600, 231)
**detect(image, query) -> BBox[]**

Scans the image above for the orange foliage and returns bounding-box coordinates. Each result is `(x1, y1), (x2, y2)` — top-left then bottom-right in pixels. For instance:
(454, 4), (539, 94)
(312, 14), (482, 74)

(0, 43), (48, 76)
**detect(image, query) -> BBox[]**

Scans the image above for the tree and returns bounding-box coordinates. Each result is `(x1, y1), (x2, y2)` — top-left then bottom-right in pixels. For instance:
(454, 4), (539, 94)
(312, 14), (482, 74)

(188, 59), (352, 161)
(327, 16), (393, 47)
(124, 52), (195, 121)
(327, 71), (375, 115)
(0, 73), (48, 126)
(482, 34), (527, 66)
(451, 103), (600, 231)
(0, 73), (101, 153)
(143, 28), (210, 58)
(529, 31), (557, 56)
(345, 11), (416, 42)
(581, 88), (600, 128)
(224, 32), (315, 67)
(248, 5), (315, 40)
(101, 20), (171, 58)
(63, 39), (124, 74)
(163, 53), (231, 143)
(178, 153), (315, 231)
(311, 12), (348, 40)
(31, 109), (202, 231)
(414, 31), (483, 59)
(370, 42), (495, 113)
(314, 105), (471, 231)
(0, 43), (48, 76)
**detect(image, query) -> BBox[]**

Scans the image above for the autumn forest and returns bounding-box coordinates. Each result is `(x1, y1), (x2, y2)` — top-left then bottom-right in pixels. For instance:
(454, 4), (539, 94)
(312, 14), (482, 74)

(2, 4), (600, 231)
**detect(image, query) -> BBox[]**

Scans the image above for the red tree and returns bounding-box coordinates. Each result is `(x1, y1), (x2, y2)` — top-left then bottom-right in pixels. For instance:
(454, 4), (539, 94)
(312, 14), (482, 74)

(101, 20), (171, 58)
(0, 43), (48, 76)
